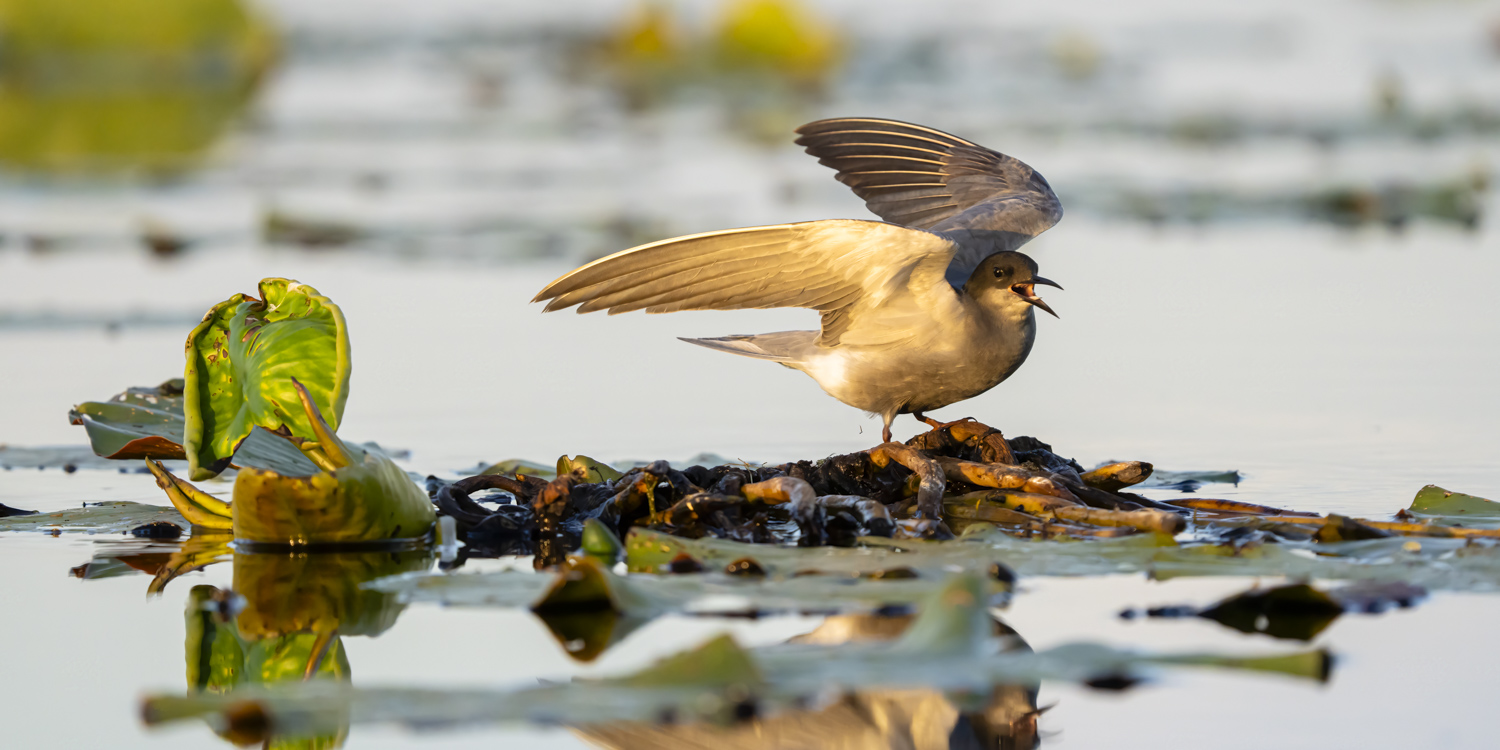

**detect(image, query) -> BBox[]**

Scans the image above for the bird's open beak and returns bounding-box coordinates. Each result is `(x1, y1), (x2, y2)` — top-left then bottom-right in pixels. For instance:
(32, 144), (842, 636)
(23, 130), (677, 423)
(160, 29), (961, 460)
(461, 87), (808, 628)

(1011, 277), (1061, 318)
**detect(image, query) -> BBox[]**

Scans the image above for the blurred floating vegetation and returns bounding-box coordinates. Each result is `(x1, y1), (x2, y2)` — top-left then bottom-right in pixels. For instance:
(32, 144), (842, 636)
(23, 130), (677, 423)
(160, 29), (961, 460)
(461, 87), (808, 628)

(1049, 30), (1104, 81)
(592, 0), (841, 116)
(1095, 169), (1488, 230)
(263, 209), (363, 249)
(0, 0), (277, 174)
(711, 0), (840, 85)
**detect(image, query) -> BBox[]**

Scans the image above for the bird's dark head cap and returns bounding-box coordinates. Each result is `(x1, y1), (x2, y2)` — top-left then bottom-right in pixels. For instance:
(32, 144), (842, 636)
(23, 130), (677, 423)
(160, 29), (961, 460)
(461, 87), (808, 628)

(967, 251), (1061, 318)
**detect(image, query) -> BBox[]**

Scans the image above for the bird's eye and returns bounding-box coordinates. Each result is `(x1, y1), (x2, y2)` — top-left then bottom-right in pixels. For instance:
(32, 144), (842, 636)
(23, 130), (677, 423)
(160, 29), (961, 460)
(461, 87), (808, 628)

(993, 266), (1007, 278)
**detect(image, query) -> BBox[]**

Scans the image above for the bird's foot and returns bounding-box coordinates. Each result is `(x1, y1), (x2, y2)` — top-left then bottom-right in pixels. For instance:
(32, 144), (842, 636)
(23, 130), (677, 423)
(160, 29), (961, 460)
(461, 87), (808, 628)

(914, 413), (979, 432)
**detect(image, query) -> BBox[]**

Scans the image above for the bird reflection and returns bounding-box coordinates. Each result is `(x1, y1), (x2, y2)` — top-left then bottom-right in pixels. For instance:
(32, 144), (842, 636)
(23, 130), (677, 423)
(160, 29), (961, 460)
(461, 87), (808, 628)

(576, 612), (1043, 750)
(74, 541), (1041, 747)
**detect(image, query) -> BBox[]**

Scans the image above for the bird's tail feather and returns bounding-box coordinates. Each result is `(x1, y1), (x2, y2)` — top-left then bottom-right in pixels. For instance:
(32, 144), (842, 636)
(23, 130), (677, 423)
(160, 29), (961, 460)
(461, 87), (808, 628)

(679, 335), (796, 362)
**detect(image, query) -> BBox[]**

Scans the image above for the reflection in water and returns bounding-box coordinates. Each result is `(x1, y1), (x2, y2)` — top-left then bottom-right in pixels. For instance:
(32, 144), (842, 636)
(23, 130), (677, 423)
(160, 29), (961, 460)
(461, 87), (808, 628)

(578, 613), (1042, 750)
(185, 548), (431, 748)
(74, 541), (432, 748)
(0, 0), (275, 174)
(71, 532), (234, 595)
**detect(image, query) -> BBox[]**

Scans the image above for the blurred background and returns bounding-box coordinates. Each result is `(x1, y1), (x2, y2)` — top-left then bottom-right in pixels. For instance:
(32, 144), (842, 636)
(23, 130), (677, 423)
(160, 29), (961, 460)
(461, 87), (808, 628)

(2, 0), (1498, 505)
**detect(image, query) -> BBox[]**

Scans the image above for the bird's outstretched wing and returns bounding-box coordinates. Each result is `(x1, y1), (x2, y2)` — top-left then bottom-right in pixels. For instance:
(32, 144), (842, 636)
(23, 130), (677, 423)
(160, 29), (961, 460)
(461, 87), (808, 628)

(533, 219), (961, 345)
(795, 117), (1063, 237)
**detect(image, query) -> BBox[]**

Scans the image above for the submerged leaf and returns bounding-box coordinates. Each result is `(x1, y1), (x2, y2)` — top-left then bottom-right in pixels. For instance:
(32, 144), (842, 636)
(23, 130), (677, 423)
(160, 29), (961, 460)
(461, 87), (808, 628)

(183, 279), (350, 480)
(0, 501), (185, 534)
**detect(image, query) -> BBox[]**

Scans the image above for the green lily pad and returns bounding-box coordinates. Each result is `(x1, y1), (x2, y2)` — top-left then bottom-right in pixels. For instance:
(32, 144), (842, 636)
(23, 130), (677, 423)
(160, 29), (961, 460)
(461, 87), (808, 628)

(558, 455), (625, 484)
(184, 279), (350, 480)
(69, 380), (320, 477)
(478, 459), (556, 479)
(0, 501), (186, 534)
(1149, 538), (1500, 592)
(1408, 485), (1500, 528)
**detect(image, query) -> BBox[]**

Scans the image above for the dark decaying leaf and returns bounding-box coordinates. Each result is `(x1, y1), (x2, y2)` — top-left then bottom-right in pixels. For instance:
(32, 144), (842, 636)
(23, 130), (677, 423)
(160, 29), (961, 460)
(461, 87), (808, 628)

(1314, 514), (1394, 542)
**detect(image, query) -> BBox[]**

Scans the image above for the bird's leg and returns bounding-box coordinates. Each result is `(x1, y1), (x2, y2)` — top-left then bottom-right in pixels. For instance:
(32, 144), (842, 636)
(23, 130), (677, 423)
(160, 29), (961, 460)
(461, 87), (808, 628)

(912, 411), (979, 433)
(881, 412), (895, 444)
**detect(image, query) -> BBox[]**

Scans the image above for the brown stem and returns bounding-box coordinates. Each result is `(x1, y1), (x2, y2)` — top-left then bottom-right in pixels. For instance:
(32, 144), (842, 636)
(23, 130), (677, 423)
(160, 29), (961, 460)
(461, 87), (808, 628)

(868, 442), (945, 520)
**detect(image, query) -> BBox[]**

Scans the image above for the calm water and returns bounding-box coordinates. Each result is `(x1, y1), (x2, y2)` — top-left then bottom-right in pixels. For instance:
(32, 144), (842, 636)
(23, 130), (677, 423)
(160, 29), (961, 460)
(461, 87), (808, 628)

(3, 0), (1499, 747)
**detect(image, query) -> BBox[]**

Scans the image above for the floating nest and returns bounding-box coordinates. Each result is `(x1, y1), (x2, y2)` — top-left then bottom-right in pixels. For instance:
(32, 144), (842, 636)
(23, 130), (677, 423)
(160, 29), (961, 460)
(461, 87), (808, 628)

(430, 419), (1329, 568)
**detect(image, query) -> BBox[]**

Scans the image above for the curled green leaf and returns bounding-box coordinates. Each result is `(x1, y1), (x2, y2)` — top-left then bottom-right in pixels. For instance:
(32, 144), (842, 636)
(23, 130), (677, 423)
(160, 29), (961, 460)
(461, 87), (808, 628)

(148, 382), (435, 547)
(183, 278), (350, 480)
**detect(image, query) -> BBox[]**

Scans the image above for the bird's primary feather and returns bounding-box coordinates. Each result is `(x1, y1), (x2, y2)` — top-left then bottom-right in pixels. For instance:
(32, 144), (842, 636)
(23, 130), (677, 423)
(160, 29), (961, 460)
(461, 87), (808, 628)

(533, 219), (964, 346)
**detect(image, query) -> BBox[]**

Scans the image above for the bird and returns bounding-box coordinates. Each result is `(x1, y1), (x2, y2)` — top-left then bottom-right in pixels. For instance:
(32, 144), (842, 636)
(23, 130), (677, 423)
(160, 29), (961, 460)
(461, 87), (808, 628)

(533, 117), (1063, 443)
